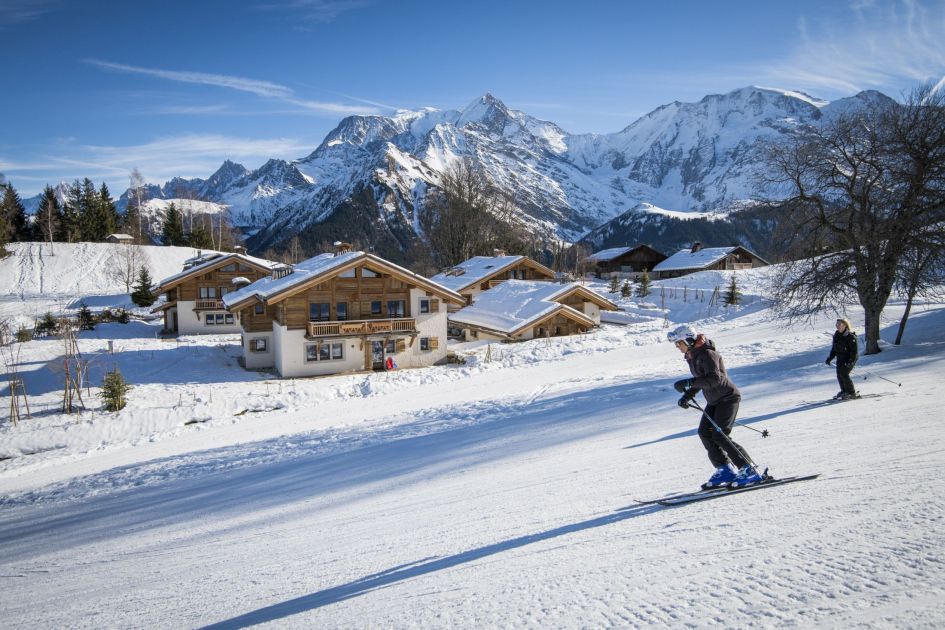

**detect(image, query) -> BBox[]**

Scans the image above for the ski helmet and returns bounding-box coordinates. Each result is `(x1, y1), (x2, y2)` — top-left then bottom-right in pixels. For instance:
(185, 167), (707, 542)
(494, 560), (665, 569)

(667, 324), (697, 346)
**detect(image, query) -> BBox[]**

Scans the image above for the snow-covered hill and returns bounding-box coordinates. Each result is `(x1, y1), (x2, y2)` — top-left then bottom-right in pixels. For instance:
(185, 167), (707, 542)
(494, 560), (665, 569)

(0, 242), (223, 327)
(0, 256), (943, 627)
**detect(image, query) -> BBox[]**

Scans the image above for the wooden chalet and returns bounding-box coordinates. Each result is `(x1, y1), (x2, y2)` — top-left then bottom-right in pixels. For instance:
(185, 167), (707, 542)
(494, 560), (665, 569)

(152, 252), (279, 335)
(222, 244), (466, 377)
(587, 245), (666, 278)
(429, 251), (556, 311)
(652, 243), (770, 279)
(449, 280), (619, 342)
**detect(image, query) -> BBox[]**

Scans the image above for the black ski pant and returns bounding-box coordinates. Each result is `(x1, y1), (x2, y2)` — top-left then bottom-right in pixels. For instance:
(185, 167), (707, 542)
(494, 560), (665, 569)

(836, 363), (856, 395)
(697, 398), (750, 470)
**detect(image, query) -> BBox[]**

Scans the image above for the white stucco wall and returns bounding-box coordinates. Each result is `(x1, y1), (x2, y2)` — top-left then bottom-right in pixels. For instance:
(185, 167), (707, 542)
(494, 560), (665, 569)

(176, 300), (241, 335)
(273, 325), (363, 378)
(241, 331), (274, 369)
(582, 302), (602, 325)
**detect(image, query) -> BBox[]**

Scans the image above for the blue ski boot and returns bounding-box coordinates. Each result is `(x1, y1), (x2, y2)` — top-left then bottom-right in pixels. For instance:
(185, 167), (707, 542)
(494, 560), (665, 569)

(702, 465), (737, 489)
(731, 464), (764, 488)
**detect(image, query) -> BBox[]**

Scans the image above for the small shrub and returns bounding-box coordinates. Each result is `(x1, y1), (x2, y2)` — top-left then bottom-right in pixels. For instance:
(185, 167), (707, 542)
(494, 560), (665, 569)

(15, 326), (32, 343)
(100, 368), (131, 411)
(115, 308), (130, 324)
(78, 303), (96, 330)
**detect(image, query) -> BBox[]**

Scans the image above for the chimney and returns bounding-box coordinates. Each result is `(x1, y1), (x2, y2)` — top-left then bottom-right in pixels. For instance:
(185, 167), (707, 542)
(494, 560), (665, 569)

(271, 263), (293, 280)
(691, 242), (703, 253)
(493, 248), (507, 257)
(334, 241), (353, 256)
(233, 245), (246, 254)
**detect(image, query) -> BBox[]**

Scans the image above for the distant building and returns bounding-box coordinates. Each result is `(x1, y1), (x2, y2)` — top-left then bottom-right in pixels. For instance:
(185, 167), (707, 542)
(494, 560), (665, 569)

(449, 280), (619, 342)
(652, 243), (769, 278)
(152, 252), (280, 335)
(587, 245), (667, 278)
(105, 233), (134, 244)
(429, 251), (556, 310)
(223, 245), (465, 377)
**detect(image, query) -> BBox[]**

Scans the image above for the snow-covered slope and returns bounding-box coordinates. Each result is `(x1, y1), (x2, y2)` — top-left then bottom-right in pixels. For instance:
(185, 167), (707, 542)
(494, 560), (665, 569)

(0, 258), (943, 627)
(0, 242), (224, 327)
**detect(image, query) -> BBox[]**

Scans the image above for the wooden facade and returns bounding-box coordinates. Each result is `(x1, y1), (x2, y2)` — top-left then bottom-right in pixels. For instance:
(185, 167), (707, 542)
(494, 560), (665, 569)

(591, 245), (667, 277)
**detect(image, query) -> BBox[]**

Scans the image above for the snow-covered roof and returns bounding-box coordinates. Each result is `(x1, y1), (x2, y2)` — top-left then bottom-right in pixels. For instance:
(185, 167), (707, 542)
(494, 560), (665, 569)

(156, 252), (280, 291)
(588, 247), (634, 263)
(106, 233), (134, 240)
(223, 251), (465, 309)
(429, 255), (549, 292)
(449, 280), (597, 336)
(652, 247), (741, 272)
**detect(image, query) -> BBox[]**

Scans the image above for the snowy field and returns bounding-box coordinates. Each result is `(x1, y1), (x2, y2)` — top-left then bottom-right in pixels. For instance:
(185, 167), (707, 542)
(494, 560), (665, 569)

(1, 244), (943, 628)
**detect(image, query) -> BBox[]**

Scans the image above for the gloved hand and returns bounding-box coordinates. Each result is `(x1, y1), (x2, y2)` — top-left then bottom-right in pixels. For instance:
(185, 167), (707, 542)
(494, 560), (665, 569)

(673, 378), (692, 393)
(677, 395), (693, 409)
(825, 358), (832, 365)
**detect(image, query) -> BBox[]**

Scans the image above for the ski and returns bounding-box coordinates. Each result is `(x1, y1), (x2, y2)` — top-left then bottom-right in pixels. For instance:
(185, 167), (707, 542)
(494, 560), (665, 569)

(633, 486), (730, 505)
(656, 474), (820, 506)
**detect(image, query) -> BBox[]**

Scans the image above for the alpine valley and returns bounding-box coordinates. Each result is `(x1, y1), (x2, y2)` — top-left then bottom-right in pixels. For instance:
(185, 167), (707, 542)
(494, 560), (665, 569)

(27, 86), (895, 264)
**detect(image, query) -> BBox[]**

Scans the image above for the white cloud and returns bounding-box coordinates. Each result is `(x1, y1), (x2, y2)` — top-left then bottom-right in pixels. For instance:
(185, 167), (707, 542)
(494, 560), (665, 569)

(0, 0), (58, 27)
(761, 0), (945, 97)
(2, 134), (316, 196)
(255, 0), (374, 22)
(85, 59), (380, 115)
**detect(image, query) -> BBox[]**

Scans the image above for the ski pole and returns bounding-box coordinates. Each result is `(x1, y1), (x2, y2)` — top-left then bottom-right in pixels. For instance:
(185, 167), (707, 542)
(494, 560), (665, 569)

(859, 369), (901, 387)
(686, 399), (761, 470)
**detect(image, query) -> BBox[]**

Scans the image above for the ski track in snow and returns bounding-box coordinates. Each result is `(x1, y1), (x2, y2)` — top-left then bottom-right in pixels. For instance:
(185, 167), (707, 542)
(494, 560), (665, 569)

(0, 246), (944, 628)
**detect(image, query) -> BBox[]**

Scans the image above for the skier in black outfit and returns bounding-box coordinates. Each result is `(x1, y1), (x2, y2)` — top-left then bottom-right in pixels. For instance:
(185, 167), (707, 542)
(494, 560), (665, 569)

(668, 325), (762, 488)
(826, 318), (859, 399)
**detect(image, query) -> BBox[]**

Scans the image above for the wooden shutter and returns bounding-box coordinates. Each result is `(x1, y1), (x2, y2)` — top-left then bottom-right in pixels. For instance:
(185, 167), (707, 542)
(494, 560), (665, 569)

(396, 338), (406, 352)
(430, 337), (439, 350)
(430, 299), (440, 312)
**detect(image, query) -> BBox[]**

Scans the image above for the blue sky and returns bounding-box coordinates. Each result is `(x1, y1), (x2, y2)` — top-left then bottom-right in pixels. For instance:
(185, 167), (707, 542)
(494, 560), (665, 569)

(2, 0), (944, 197)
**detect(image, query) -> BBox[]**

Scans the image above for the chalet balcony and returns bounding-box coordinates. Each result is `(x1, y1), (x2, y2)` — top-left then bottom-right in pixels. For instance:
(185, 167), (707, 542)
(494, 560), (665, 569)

(195, 299), (224, 310)
(306, 318), (417, 338)
(487, 278), (508, 288)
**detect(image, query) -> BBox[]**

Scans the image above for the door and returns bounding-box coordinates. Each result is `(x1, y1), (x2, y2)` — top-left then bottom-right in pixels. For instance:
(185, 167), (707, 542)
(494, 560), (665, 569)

(172, 311), (178, 333)
(371, 340), (385, 371)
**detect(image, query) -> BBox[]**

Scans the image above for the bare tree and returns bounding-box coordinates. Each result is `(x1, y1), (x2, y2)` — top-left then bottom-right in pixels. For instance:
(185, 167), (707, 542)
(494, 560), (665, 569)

(128, 168), (147, 242)
(761, 84), (945, 354)
(421, 157), (527, 267)
(107, 243), (146, 293)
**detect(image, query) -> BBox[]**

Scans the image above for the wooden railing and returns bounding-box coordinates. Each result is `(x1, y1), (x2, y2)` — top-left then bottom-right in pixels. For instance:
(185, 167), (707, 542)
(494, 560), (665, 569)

(487, 278), (508, 288)
(307, 318), (416, 337)
(195, 299), (224, 309)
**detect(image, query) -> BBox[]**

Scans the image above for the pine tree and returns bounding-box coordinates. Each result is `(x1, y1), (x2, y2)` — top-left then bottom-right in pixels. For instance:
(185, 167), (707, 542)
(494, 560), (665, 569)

(608, 275), (620, 293)
(636, 268), (652, 298)
(78, 302), (96, 330)
(723, 273), (742, 306)
(100, 368), (131, 411)
(186, 220), (214, 249)
(1, 183), (30, 242)
(161, 203), (185, 246)
(99, 182), (119, 238)
(130, 265), (156, 306)
(60, 180), (82, 242)
(35, 185), (62, 243)
(621, 279), (632, 298)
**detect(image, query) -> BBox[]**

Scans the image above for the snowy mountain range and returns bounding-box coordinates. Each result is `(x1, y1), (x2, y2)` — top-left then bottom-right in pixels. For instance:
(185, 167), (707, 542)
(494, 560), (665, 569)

(25, 86), (895, 260)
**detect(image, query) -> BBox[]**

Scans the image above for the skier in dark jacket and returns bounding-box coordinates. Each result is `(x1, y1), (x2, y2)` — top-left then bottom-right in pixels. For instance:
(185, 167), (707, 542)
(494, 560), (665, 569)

(668, 325), (763, 489)
(826, 318), (859, 400)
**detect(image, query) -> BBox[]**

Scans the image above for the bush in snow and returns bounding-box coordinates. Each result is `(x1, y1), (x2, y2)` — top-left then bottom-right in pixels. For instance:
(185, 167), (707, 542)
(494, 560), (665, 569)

(15, 325), (32, 343)
(723, 274), (742, 306)
(621, 279), (633, 298)
(636, 269), (652, 298)
(100, 368), (131, 411)
(609, 275), (620, 293)
(78, 303), (96, 330)
(34, 311), (58, 337)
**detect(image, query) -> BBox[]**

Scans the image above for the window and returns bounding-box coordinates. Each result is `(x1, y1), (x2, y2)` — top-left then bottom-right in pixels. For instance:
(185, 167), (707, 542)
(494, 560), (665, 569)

(420, 337), (430, 351)
(219, 287), (231, 296)
(224, 314), (234, 324)
(305, 342), (344, 362)
(206, 316), (215, 326)
(371, 301), (382, 315)
(385, 339), (396, 354)
(309, 302), (330, 321)
(214, 314), (226, 325)
(362, 268), (379, 278)
(336, 302), (348, 321)
(199, 287), (217, 299)
(387, 300), (405, 318)
(252, 338), (267, 352)
(220, 263), (237, 272)
(419, 299), (430, 314)
(339, 269), (356, 278)
(254, 303), (265, 315)
(238, 263), (252, 272)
